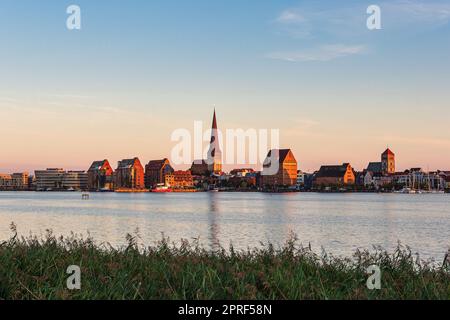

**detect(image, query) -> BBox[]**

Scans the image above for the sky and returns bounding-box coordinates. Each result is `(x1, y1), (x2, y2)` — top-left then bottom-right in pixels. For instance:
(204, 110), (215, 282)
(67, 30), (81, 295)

(1, 0), (450, 173)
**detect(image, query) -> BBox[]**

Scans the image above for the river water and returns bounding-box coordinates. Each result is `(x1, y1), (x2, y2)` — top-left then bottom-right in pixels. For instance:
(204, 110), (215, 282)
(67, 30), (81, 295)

(0, 192), (448, 261)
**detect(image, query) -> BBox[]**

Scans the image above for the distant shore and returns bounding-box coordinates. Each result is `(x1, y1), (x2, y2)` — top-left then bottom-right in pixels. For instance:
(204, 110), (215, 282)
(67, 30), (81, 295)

(0, 189), (449, 194)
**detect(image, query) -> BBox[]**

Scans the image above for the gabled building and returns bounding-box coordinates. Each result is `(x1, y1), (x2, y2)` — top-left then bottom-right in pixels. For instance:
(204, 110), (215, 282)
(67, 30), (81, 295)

(262, 149), (298, 187)
(190, 159), (209, 176)
(314, 163), (355, 186)
(366, 162), (383, 175)
(114, 158), (145, 190)
(87, 159), (114, 191)
(145, 158), (174, 188)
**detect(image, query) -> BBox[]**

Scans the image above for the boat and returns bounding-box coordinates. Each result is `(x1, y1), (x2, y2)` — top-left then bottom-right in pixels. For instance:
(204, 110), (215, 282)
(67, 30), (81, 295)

(395, 187), (416, 194)
(152, 184), (173, 193)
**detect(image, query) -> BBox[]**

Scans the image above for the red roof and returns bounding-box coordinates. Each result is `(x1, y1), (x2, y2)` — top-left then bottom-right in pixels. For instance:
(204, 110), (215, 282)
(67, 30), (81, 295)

(382, 148), (394, 156)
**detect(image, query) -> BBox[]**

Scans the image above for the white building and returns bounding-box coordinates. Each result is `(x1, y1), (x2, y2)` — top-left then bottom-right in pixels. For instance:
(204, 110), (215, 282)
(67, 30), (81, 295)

(35, 168), (87, 191)
(296, 170), (305, 189)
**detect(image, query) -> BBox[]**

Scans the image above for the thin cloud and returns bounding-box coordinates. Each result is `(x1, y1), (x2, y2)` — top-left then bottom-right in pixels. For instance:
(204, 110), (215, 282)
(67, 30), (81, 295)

(383, 0), (450, 27)
(273, 0), (450, 39)
(267, 44), (367, 62)
(275, 9), (306, 24)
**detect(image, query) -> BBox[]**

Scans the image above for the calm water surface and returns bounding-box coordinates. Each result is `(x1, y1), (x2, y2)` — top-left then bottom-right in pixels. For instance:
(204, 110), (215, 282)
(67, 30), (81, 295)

(0, 192), (449, 261)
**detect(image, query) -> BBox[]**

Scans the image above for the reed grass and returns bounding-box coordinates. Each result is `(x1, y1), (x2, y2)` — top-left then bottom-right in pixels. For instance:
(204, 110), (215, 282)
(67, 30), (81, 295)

(0, 223), (449, 300)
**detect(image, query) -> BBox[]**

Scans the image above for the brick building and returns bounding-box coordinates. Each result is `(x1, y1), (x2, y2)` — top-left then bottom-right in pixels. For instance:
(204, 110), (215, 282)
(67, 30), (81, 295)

(114, 158), (145, 190)
(165, 170), (194, 189)
(190, 160), (209, 176)
(145, 158), (174, 188)
(261, 149), (298, 187)
(314, 163), (355, 186)
(87, 159), (114, 191)
(381, 148), (395, 174)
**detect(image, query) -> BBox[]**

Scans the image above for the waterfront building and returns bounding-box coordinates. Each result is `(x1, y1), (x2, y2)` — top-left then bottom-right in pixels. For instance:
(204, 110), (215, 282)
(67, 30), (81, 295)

(372, 174), (394, 189)
(314, 163), (355, 186)
(190, 160), (209, 176)
(165, 170), (194, 188)
(366, 148), (396, 175)
(391, 171), (409, 185)
(207, 109), (222, 175)
(12, 172), (29, 190)
(114, 158), (145, 190)
(445, 176), (450, 189)
(303, 173), (315, 190)
(145, 158), (174, 188)
(362, 171), (374, 187)
(87, 159), (114, 191)
(366, 162), (383, 175)
(296, 170), (305, 189)
(382, 148), (396, 174)
(0, 174), (12, 190)
(28, 175), (35, 189)
(229, 173), (257, 189)
(230, 168), (254, 177)
(409, 168), (426, 188)
(35, 168), (65, 190)
(262, 149), (298, 187)
(0, 172), (30, 190)
(35, 168), (88, 191)
(62, 171), (88, 191)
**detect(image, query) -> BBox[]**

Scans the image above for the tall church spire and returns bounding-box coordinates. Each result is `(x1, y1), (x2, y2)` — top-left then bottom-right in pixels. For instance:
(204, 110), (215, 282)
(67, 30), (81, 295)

(212, 108), (217, 130)
(207, 108), (222, 174)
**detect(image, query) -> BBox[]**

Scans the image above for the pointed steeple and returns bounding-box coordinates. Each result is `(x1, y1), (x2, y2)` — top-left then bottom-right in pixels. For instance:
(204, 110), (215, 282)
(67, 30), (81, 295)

(207, 108), (222, 174)
(212, 108), (217, 130)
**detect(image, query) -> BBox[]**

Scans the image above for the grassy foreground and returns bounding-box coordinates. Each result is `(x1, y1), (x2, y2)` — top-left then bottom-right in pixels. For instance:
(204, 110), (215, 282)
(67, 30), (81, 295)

(0, 225), (449, 300)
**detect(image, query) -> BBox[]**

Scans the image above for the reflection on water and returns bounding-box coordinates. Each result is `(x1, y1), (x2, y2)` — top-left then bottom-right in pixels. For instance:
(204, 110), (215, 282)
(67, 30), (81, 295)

(207, 192), (220, 251)
(0, 192), (449, 261)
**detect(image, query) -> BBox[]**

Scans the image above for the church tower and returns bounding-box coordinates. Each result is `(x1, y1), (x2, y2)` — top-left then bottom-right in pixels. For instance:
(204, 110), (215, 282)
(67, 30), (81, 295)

(381, 148), (395, 174)
(207, 109), (222, 174)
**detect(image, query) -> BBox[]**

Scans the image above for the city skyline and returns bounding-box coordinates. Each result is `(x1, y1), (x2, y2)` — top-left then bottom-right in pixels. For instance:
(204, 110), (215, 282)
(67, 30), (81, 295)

(1, 0), (450, 173)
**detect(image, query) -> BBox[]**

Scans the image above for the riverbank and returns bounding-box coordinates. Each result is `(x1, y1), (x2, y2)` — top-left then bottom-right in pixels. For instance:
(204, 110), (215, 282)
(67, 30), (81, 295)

(0, 228), (448, 300)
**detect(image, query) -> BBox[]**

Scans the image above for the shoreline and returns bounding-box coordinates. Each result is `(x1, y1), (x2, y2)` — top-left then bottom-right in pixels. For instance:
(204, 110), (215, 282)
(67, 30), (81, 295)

(1, 189), (449, 194)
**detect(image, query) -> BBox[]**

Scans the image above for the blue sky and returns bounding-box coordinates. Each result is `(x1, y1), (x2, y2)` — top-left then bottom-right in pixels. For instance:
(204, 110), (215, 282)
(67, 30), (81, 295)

(1, 0), (450, 172)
